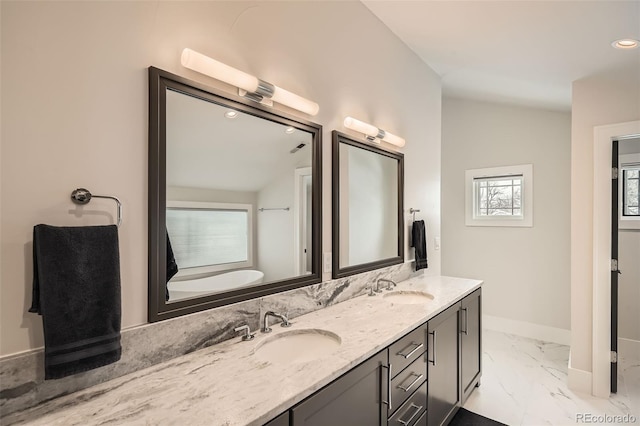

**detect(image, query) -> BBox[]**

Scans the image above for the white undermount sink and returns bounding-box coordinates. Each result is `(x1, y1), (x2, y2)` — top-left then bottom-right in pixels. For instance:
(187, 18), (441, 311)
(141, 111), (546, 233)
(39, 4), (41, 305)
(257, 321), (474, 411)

(383, 290), (434, 304)
(254, 329), (341, 364)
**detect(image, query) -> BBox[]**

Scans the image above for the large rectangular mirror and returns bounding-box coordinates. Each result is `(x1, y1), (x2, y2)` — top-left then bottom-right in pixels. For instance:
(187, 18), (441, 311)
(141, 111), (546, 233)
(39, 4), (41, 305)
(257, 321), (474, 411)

(149, 67), (322, 322)
(332, 131), (404, 278)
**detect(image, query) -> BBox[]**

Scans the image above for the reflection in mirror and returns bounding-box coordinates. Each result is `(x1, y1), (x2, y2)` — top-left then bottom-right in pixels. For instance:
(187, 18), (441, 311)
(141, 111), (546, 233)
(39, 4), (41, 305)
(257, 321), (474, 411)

(149, 67), (322, 321)
(332, 131), (404, 279)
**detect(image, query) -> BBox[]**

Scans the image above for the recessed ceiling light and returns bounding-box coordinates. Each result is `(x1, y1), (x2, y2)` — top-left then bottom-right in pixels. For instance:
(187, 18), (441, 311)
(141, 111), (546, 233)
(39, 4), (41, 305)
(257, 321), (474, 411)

(612, 38), (639, 49)
(224, 110), (238, 119)
(285, 126), (295, 134)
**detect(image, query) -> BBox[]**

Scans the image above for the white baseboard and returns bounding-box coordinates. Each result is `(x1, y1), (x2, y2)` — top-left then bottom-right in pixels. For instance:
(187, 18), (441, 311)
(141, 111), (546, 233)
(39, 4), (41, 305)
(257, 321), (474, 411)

(568, 350), (593, 394)
(619, 337), (640, 361)
(482, 314), (571, 345)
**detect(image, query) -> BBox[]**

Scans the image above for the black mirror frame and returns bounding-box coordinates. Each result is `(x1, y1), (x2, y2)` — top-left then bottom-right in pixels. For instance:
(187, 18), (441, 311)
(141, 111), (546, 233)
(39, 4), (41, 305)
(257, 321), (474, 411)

(148, 67), (323, 322)
(331, 130), (404, 279)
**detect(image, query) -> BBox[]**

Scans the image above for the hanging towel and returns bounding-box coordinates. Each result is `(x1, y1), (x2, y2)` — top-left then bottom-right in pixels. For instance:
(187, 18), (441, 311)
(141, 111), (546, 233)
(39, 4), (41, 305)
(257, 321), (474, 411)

(412, 220), (428, 271)
(166, 230), (178, 301)
(30, 224), (122, 380)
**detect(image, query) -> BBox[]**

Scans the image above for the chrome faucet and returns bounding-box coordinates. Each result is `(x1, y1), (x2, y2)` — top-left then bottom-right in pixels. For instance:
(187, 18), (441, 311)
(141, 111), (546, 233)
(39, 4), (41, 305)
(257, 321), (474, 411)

(262, 311), (292, 333)
(234, 324), (255, 341)
(378, 278), (397, 291)
(368, 279), (384, 296)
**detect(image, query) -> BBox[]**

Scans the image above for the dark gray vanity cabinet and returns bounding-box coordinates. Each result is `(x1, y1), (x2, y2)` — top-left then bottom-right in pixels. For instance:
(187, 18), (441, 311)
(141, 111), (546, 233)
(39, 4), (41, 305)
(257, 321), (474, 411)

(460, 288), (482, 404)
(386, 323), (428, 426)
(427, 303), (460, 426)
(263, 411), (289, 426)
(291, 349), (388, 426)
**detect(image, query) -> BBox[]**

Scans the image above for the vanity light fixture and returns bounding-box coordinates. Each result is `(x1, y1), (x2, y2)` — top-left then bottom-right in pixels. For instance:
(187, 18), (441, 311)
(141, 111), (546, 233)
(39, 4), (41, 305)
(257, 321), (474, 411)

(611, 38), (639, 49)
(181, 48), (320, 116)
(343, 116), (406, 147)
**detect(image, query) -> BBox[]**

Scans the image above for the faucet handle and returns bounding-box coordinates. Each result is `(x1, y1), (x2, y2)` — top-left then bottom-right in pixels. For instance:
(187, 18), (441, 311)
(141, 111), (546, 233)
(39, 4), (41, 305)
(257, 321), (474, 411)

(234, 324), (255, 341)
(281, 313), (292, 328)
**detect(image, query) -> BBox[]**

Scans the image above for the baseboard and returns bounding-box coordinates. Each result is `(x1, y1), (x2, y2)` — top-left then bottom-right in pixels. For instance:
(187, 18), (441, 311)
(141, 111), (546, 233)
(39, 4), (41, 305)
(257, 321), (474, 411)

(482, 314), (571, 345)
(619, 337), (640, 361)
(568, 351), (593, 394)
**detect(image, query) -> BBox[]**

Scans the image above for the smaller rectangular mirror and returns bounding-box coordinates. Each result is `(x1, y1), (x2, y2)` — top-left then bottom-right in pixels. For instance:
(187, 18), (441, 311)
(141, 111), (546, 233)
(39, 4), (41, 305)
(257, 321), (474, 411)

(332, 130), (404, 278)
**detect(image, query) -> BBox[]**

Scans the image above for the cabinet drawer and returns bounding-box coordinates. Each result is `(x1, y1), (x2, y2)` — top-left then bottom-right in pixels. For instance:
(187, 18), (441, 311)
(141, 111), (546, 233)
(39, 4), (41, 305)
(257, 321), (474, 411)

(389, 325), (427, 376)
(388, 381), (427, 426)
(413, 410), (427, 426)
(390, 355), (426, 414)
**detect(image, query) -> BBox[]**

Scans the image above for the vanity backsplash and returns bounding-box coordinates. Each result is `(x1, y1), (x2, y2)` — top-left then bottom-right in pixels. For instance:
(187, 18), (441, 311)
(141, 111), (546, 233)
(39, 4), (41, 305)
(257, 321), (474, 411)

(0, 262), (416, 416)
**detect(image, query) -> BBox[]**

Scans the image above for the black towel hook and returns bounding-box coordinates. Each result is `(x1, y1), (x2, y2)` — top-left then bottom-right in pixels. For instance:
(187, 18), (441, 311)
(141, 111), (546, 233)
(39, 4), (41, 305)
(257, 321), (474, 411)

(71, 188), (122, 227)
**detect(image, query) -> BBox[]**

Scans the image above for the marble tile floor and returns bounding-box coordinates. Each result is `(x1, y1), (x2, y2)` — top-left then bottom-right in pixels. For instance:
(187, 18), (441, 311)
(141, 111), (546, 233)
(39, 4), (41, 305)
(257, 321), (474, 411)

(464, 330), (640, 426)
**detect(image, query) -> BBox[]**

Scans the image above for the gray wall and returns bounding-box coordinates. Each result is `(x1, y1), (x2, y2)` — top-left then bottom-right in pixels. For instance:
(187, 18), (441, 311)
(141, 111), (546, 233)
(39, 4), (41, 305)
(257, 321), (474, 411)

(442, 98), (571, 331)
(1, 1), (442, 356)
(570, 65), (640, 372)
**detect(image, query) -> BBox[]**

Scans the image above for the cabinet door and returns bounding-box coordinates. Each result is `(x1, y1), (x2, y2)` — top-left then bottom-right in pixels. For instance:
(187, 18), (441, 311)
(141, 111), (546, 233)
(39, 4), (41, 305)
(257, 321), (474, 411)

(427, 303), (460, 426)
(291, 350), (388, 426)
(460, 288), (482, 404)
(264, 411), (289, 426)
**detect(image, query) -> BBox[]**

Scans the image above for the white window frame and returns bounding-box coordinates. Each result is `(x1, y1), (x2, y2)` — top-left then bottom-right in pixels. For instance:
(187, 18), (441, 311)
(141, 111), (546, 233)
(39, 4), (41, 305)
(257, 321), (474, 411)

(166, 200), (254, 277)
(465, 164), (533, 227)
(619, 153), (640, 230)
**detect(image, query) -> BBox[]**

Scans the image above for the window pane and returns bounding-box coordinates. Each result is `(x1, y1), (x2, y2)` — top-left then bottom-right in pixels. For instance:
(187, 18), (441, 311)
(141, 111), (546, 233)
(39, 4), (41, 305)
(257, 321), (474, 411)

(166, 209), (248, 269)
(474, 174), (524, 218)
(623, 167), (640, 216)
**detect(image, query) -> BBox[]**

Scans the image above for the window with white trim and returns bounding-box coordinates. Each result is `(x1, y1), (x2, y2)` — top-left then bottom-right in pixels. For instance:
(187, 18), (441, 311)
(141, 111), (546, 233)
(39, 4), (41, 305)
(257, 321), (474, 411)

(166, 201), (253, 276)
(465, 164), (533, 227)
(619, 153), (640, 230)
(622, 166), (639, 216)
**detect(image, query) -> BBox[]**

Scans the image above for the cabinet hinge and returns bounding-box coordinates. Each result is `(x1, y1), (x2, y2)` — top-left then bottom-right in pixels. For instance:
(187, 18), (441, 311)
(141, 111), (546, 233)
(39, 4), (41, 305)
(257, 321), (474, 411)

(611, 351), (618, 363)
(612, 167), (619, 179)
(611, 259), (619, 272)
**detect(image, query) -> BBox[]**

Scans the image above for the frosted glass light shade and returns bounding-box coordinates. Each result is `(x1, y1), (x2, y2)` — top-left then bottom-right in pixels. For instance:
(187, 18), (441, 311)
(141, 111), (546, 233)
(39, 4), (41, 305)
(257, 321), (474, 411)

(181, 48), (319, 116)
(344, 117), (379, 138)
(181, 48), (259, 93)
(272, 86), (320, 116)
(343, 117), (406, 147)
(381, 131), (405, 148)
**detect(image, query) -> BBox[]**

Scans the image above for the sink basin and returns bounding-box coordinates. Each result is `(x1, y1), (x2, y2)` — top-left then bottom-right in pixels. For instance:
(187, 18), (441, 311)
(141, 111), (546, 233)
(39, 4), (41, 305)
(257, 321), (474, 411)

(254, 329), (341, 364)
(383, 290), (434, 305)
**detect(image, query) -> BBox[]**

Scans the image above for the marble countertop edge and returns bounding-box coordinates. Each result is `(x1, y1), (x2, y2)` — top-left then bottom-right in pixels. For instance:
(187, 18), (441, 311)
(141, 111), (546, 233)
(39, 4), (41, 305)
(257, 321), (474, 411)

(4, 275), (482, 426)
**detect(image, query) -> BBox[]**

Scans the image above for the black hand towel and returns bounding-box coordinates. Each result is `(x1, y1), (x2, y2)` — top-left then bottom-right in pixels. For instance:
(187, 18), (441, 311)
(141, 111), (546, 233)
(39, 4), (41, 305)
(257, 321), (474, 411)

(412, 220), (428, 271)
(166, 230), (178, 301)
(30, 224), (122, 380)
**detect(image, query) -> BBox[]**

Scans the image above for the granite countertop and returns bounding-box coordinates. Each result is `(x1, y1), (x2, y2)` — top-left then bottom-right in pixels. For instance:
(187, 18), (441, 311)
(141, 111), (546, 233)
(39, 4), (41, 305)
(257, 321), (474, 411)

(5, 275), (482, 426)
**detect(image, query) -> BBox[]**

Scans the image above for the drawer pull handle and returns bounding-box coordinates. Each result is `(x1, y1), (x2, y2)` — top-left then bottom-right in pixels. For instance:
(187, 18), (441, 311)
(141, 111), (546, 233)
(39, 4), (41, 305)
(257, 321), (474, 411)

(398, 403), (423, 426)
(429, 331), (437, 366)
(398, 373), (424, 393)
(461, 308), (468, 335)
(397, 342), (424, 359)
(381, 363), (392, 411)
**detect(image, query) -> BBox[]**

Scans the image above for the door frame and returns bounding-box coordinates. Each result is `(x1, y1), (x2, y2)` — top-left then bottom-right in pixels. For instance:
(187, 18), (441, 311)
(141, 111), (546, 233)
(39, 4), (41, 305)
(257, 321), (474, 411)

(592, 120), (640, 398)
(294, 167), (313, 275)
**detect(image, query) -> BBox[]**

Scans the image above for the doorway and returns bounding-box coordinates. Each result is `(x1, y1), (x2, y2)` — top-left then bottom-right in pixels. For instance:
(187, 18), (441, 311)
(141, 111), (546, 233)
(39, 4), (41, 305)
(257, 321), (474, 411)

(592, 120), (640, 398)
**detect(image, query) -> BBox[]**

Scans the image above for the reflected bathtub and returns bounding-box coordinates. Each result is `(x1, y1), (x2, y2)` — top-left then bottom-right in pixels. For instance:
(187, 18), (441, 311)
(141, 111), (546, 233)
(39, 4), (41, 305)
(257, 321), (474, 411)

(168, 270), (264, 301)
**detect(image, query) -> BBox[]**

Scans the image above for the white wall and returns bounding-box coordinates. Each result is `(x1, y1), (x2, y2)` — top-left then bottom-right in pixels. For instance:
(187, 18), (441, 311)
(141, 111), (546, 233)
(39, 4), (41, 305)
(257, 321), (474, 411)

(0, 1), (442, 356)
(442, 98), (571, 333)
(570, 64), (640, 374)
(257, 170), (295, 282)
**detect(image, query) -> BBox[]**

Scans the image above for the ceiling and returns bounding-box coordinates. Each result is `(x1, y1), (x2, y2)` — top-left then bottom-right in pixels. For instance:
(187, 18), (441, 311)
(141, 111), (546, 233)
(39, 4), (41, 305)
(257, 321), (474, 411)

(363, 0), (640, 111)
(166, 89), (312, 191)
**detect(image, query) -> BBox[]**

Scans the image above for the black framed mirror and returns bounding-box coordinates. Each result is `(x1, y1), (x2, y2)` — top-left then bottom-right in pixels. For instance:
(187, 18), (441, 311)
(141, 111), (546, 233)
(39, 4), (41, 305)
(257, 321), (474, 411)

(331, 130), (404, 279)
(149, 67), (322, 322)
